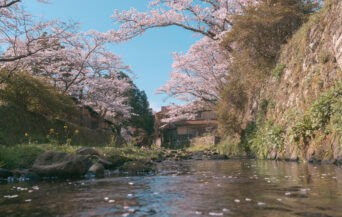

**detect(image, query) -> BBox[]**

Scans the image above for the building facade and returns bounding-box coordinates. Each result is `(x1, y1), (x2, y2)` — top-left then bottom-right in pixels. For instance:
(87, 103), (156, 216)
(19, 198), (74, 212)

(155, 106), (218, 147)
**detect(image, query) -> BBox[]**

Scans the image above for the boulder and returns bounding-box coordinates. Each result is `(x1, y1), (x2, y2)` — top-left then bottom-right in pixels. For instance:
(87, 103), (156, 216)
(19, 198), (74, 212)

(119, 161), (155, 174)
(106, 154), (131, 168)
(97, 157), (115, 169)
(88, 163), (104, 178)
(75, 147), (99, 156)
(78, 155), (94, 171)
(0, 168), (12, 178)
(97, 154), (130, 169)
(32, 152), (88, 178)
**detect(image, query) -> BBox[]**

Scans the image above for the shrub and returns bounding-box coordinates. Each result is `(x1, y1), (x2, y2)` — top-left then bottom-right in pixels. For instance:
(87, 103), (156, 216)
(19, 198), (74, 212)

(272, 63), (286, 80)
(250, 120), (284, 159)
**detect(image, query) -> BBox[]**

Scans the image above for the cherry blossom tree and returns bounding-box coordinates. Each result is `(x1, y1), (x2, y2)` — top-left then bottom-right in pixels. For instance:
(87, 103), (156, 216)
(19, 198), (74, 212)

(156, 37), (231, 120)
(111, 0), (254, 122)
(13, 30), (133, 119)
(0, 0), (76, 88)
(0, 0), (133, 121)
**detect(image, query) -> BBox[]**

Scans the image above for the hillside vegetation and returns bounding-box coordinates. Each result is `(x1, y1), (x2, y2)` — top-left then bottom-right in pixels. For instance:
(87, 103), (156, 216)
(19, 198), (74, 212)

(217, 0), (342, 162)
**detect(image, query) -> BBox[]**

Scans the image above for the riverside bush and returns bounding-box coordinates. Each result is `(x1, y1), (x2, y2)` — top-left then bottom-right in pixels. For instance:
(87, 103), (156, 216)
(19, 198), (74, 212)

(250, 120), (284, 159)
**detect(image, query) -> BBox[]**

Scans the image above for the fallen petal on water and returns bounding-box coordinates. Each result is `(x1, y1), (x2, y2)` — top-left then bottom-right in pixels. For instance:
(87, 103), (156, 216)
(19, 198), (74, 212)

(209, 212), (223, 216)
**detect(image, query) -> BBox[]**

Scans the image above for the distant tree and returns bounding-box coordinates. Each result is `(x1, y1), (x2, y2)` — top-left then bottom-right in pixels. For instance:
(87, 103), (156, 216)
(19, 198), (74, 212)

(128, 88), (154, 136)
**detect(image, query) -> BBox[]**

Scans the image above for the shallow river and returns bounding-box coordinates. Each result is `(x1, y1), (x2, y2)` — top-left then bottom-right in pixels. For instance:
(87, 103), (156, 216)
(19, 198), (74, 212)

(1, 160), (342, 217)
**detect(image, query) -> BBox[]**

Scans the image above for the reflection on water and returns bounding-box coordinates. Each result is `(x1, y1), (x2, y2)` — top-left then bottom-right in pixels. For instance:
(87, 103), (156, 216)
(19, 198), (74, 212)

(0, 160), (342, 217)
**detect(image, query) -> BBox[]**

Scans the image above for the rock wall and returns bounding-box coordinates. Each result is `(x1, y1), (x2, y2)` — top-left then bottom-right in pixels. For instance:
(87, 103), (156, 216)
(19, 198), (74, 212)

(246, 0), (342, 161)
(332, 0), (342, 70)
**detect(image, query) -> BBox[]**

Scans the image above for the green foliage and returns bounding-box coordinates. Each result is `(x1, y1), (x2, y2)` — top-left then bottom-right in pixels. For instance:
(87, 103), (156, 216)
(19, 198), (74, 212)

(0, 143), (164, 169)
(0, 105), (112, 146)
(0, 144), (45, 169)
(217, 78), (248, 136)
(0, 70), (114, 146)
(217, 137), (243, 156)
(0, 70), (78, 119)
(127, 88), (154, 136)
(250, 120), (285, 159)
(186, 143), (215, 152)
(291, 114), (314, 145)
(100, 144), (163, 160)
(238, 122), (257, 155)
(291, 81), (342, 146)
(272, 63), (286, 80)
(218, 0), (317, 146)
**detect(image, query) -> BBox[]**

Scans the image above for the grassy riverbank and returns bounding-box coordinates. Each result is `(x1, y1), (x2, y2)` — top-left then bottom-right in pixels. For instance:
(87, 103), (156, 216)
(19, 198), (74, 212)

(0, 144), (164, 170)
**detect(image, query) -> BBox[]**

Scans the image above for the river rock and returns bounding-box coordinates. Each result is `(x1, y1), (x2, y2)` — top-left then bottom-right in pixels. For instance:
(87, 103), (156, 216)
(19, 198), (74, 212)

(0, 168), (12, 178)
(105, 154), (131, 169)
(75, 147), (99, 156)
(88, 163), (104, 178)
(32, 152), (88, 178)
(119, 161), (155, 174)
(96, 157), (115, 169)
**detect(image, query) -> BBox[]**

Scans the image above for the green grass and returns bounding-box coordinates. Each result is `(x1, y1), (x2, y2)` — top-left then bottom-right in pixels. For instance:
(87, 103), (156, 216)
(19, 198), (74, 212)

(0, 143), (164, 170)
(272, 63), (286, 81)
(99, 145), (164, 160)
(0, 105), (113, 146)
(185, 143), (215, 152)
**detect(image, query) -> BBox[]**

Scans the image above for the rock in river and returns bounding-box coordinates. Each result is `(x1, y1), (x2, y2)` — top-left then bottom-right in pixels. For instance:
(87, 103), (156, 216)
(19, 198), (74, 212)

(88, 163), (104, 178)
(32, 152), (88, 178)
(75, 147), (100, 156)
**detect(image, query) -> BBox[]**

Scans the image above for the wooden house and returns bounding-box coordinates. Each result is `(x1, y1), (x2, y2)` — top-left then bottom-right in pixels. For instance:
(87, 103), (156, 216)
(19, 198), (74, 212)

(155, 106), (218, 147)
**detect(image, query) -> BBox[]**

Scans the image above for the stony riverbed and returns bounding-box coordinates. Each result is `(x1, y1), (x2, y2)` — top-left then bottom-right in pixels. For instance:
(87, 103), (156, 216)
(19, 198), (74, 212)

(0, 159), (342, 217)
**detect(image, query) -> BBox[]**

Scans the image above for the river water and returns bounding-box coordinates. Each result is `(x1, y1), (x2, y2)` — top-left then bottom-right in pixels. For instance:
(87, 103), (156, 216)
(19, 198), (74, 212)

(0, 160), (342, 217)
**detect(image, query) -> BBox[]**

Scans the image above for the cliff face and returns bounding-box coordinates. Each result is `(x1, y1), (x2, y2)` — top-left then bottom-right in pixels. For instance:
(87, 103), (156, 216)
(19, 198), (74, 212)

(333, 1), (342, 70)
(246, 0), (342, 162)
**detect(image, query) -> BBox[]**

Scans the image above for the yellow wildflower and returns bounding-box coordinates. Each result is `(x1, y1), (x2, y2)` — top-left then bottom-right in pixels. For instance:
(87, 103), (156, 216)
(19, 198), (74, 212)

(49, 128), (54, 133)
(24, 133), (28, 137)
(64, 125), (68, 129)
(74, 129), (79, 135)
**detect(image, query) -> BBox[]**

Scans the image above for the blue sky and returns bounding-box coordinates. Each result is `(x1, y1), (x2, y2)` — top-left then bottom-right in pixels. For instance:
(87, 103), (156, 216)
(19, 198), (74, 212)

(23, 0), (199, 112)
